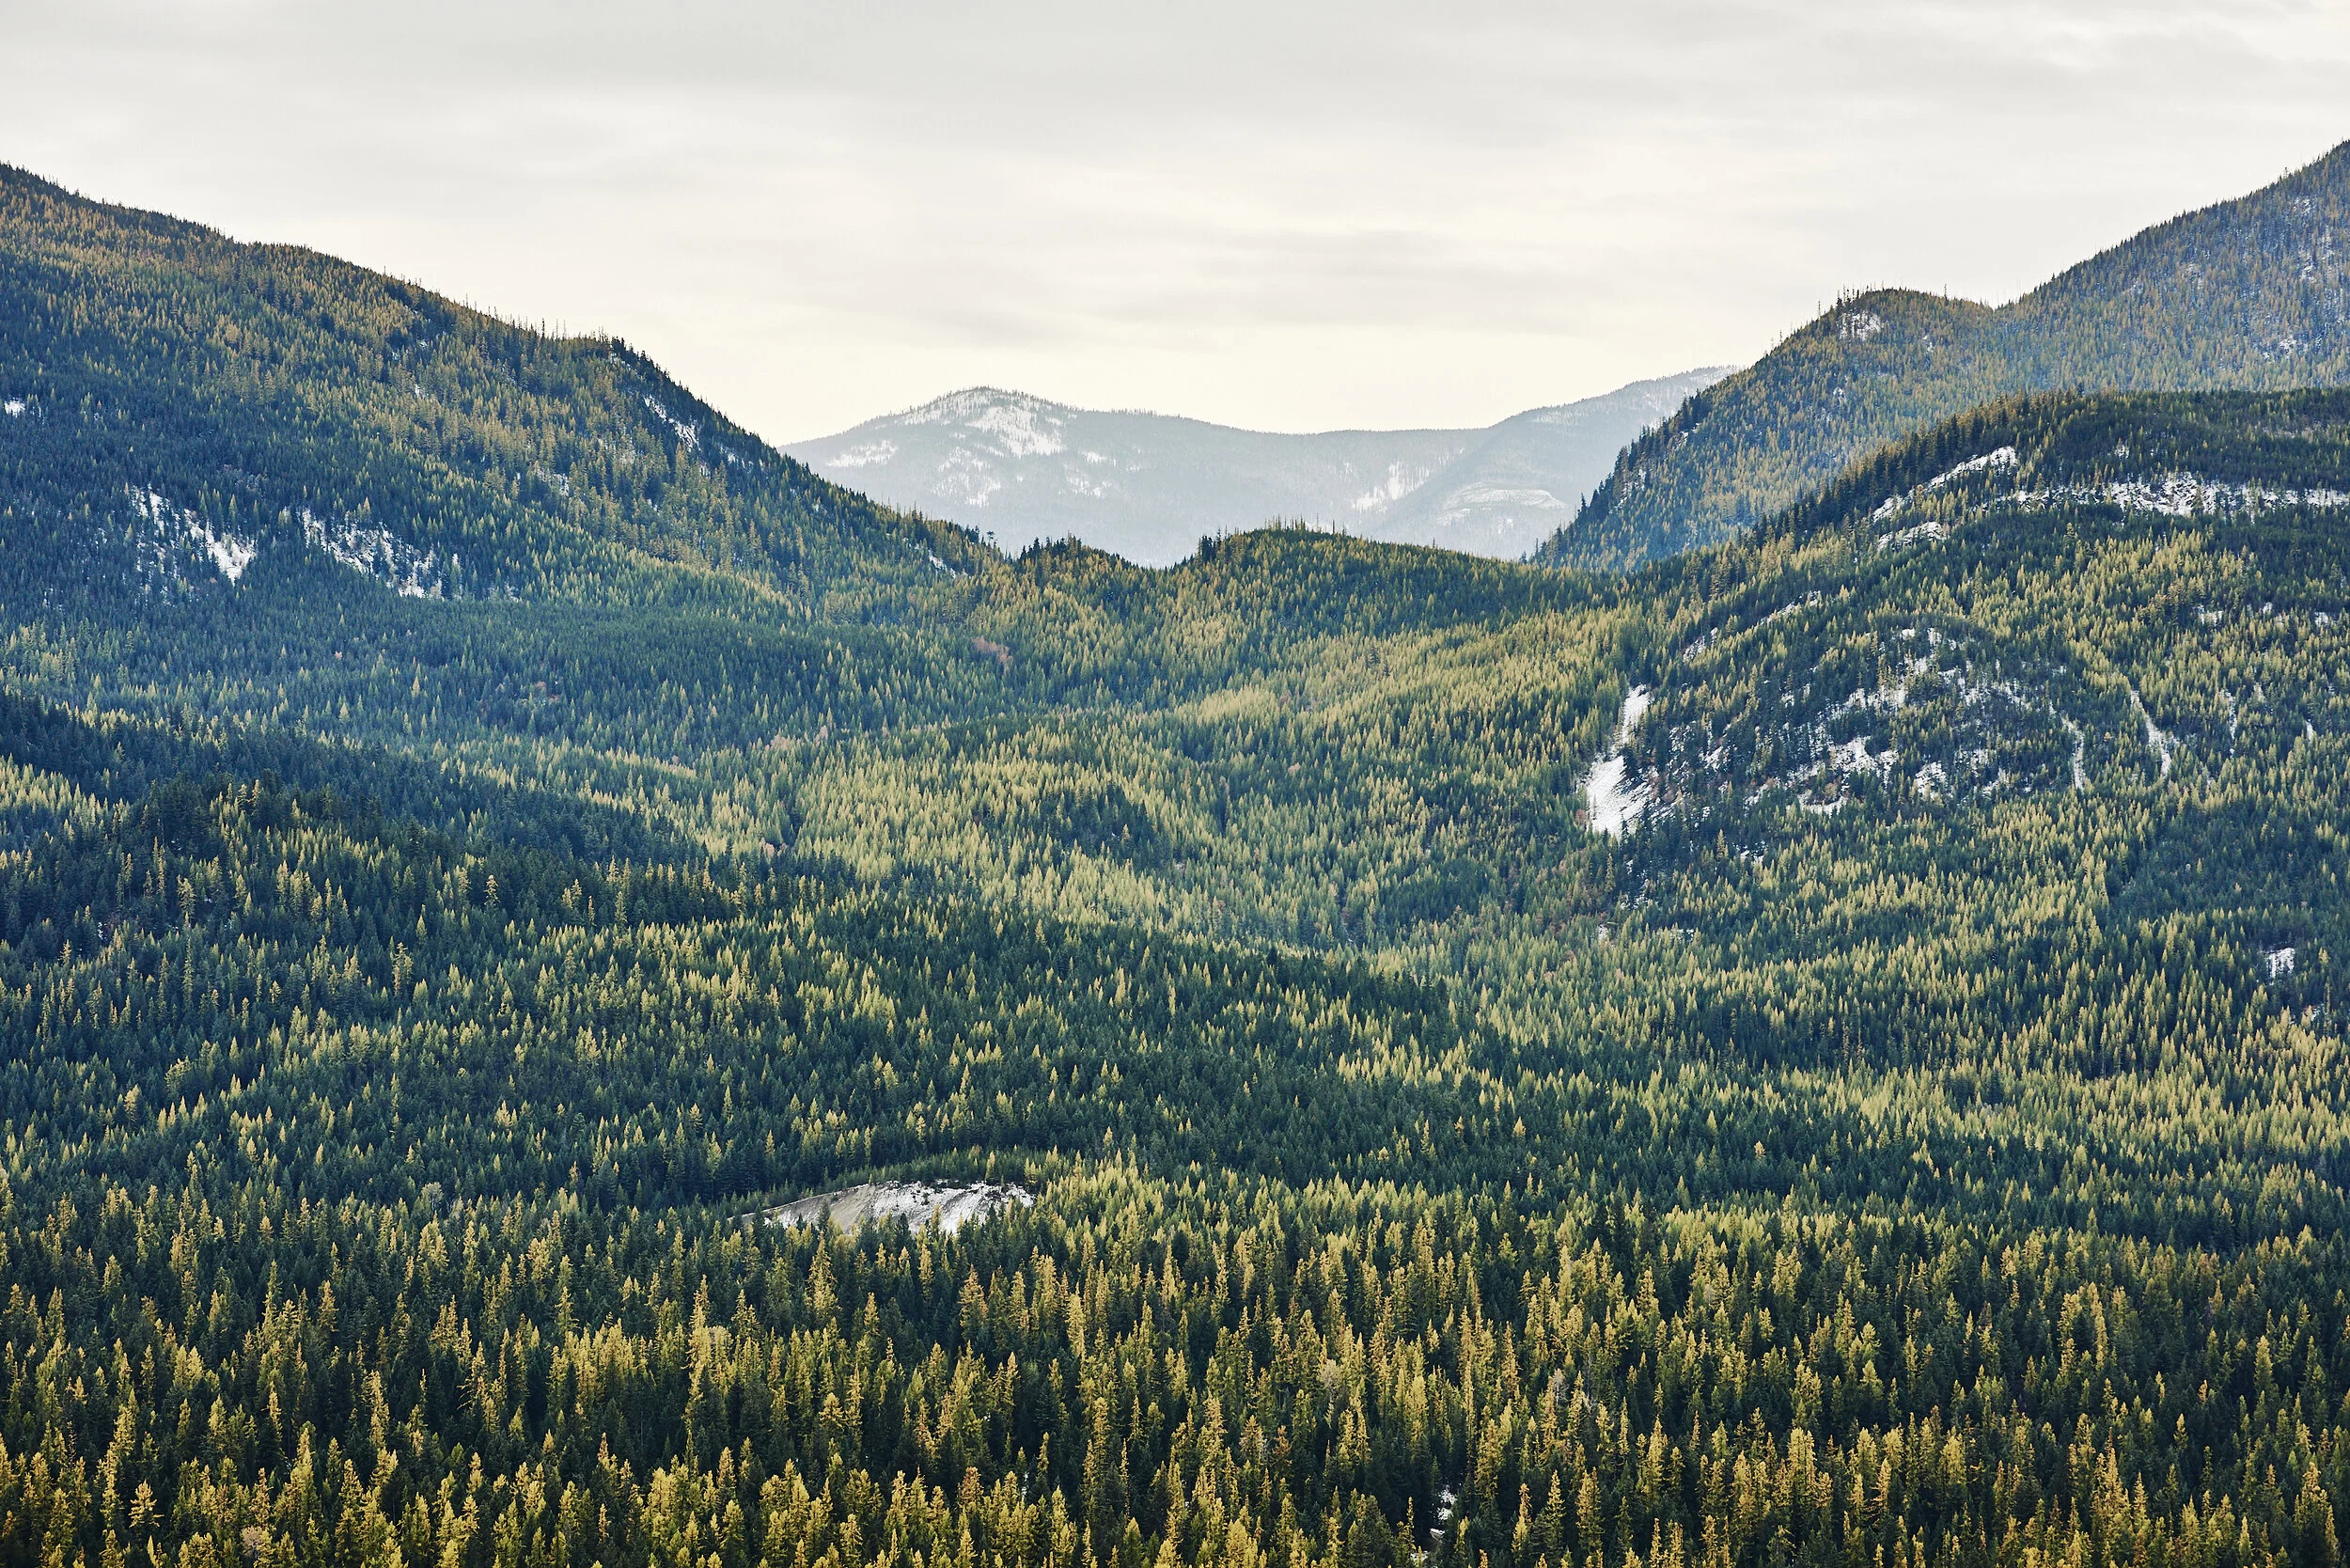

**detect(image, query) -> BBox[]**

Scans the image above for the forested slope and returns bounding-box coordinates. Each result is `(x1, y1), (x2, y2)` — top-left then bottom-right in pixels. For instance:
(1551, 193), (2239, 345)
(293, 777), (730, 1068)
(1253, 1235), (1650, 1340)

(0, 165), (986, 619)
(7, 167), (2350, 1568)
(1534, 140), (2350, 570)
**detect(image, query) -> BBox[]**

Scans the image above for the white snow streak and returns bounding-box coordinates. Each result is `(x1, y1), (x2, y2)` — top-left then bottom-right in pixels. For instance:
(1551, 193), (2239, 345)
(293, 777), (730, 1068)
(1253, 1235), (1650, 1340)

(1876, 519), (1948, 551)
(2024, 475), (2350, 518)
(131, 488), (258, 583)
(933, 448), (1003, 508)
(2126, 686), (2176, 777)
(1584, 686), (1654, 838)
(968, 402), (1065, 457)
(642, 394), (699, 450)
(1870, 448), (2019, 524)
(1351, 462), (1434, 515)
(302, 509), (448, 598)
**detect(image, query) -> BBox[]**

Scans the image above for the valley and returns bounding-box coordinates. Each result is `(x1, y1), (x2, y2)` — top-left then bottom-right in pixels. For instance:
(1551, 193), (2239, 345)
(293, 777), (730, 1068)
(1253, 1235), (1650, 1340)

(2, 158), (2349, 1568)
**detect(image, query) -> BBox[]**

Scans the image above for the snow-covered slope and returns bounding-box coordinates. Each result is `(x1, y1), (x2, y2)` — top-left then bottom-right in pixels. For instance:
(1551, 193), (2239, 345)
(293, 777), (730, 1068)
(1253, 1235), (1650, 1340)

(786, 370), (1732, 566)
(1375, 374), (1738, 557)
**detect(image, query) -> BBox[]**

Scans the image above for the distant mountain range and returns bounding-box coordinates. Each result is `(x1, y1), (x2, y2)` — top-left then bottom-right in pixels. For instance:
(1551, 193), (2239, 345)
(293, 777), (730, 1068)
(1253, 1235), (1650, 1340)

(0, 165), (983, 623)
(785, 370), (1731, 566)
(1535, 139), (2350, 571)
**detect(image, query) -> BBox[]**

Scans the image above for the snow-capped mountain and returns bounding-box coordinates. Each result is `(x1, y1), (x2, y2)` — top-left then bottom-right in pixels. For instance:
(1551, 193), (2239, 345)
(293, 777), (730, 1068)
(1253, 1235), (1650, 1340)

(785, 369), (1733, 566)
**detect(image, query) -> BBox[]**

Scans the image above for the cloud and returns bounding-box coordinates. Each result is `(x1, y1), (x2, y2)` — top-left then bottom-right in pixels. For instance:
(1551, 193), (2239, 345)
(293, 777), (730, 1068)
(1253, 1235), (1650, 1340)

(1, 0), (2342, 437)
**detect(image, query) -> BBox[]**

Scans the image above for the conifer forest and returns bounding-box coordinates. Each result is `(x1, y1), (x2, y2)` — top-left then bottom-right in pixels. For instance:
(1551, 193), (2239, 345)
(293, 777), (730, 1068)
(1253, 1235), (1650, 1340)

(5, 143), (2350, 1568)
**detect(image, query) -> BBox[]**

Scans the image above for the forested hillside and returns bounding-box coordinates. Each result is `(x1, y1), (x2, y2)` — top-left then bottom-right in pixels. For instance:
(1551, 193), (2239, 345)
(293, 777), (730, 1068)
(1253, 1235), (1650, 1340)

(0, 165), (986, 619)
(7, 169), (2350, 1568)
(1534, 141), (2350, 570)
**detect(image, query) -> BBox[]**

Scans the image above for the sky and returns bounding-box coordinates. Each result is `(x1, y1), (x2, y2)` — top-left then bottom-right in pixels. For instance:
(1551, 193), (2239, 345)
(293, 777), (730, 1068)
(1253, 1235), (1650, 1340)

(3, 2), (2345, 443)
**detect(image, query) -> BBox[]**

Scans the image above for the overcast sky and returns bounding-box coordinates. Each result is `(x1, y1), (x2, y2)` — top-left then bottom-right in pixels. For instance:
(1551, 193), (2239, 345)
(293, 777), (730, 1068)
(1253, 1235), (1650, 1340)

(4, 2), (2345, 441)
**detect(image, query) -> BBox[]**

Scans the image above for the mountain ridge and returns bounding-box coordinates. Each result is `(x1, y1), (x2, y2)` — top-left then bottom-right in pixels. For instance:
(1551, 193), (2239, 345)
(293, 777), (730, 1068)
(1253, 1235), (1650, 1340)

(0, 162), (988, 620)
(789, 368), (1732, 564)
(1535, 137), (2350, 570)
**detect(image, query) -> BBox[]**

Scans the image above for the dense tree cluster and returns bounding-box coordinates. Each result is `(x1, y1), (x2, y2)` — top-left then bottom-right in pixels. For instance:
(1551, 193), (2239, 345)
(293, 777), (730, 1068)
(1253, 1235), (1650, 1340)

(3, 709), (2349, 1568)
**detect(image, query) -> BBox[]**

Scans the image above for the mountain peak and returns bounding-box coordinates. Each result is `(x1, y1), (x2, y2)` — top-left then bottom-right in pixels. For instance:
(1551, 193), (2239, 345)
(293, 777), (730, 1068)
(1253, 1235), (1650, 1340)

(1535, 140), (2350, 572)
(791, 368), (1733, 565)
(899, 386), (1071, 419)
(889, 387), (1073, 457)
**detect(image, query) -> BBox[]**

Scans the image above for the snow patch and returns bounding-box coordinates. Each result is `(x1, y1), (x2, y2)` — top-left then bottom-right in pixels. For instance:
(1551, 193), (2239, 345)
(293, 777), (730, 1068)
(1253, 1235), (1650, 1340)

(1452, 483), (1566, 510)
(1871, 447), (2018, 524)
(2, 400), (23, 418)
(901, 392), (1070, 456)
(1827, 735), (1897, 778)
(2020, 475), (2350, 519)
(828, 440), (898, 469)
(899, 389), (1070, 458)
(193, 521), (257, 582)
(130, 488), (258, 584)
(969, 402), (1065, 457)
(2266, 947), (2297, 980)
(1876, 519), (1948, 552)
(1924, 447), (2019, 490)
(751, 1181), (1033, 1236)
(1352, 461), (1435, 516)
(1584, 685), (1654, 837)
(1839, 311), (1886, 342)
(642, 394), (699, 450)
(2126, 685), (2176, 777)
(302, 509), (449, 598)
(933, 447), (1003, 508)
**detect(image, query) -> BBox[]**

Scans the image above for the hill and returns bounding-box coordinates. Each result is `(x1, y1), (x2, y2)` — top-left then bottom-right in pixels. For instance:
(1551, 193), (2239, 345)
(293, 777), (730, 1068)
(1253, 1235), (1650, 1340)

(1534, 138), (2350, 570)
(7, 166), (2350, 1568)
(0, 165), (987, 620)
(787, 369), (1730, 565)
